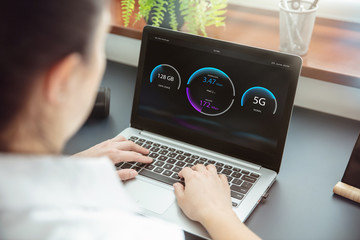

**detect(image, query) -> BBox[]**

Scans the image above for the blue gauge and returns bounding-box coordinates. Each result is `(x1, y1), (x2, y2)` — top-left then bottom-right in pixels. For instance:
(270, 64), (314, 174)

(186, 67), (235, 116)
(150, 64), (181, 90)
(241, 87), (277, 115)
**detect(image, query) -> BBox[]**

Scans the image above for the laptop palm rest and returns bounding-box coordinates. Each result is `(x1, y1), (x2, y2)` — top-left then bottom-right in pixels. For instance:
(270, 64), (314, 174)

(124, 179), (175, 215)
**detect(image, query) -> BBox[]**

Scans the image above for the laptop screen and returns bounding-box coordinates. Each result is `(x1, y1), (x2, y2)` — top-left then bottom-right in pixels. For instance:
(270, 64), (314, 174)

(131, 26), (302, 172)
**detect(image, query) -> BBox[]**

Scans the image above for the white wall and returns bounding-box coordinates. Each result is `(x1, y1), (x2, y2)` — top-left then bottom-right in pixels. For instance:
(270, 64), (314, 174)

(106, 31), (360, 121)
(229, 0), (360, 23)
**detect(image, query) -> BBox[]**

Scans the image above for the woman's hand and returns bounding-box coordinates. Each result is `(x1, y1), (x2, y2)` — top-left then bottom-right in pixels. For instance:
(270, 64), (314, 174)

(173, 164), (233, 224)
(73, 135), (152, 180)
(173, 164), (261, 240)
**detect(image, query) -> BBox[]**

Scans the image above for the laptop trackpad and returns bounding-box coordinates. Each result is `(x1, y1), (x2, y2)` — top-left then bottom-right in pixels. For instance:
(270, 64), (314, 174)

(124, 179), (175, 215)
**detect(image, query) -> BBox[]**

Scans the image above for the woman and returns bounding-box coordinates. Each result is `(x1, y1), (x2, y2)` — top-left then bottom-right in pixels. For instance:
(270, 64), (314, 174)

(0, 0), (259, 239)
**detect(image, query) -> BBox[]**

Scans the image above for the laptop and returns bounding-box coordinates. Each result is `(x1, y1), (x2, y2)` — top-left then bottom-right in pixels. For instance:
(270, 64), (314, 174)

(116, 26), (302, 239)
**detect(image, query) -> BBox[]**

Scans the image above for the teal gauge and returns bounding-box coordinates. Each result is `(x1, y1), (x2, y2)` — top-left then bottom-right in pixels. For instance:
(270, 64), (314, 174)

(150, 64), (181, 90)
(241, 87), (277, 114)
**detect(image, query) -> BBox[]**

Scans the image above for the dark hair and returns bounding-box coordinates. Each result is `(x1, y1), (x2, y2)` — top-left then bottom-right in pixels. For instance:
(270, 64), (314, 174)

(0, 0), (107, 151)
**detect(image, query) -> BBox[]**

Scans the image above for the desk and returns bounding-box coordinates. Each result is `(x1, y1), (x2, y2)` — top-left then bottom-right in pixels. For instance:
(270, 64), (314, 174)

(64, 61), (360, 240)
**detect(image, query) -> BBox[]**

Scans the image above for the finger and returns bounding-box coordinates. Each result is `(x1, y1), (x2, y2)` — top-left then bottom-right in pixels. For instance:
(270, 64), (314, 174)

(192, 164), (207, 172)
(206, 164), (217, 174)
(117, 169), (138, 181)
(173, 182), (185, 202)
(178, 167), (194, 179)
(219, 174), (229, 184)
(113, 151), (153, 163)
(111, 135), (127, 142)
(116, 141), (149, 155)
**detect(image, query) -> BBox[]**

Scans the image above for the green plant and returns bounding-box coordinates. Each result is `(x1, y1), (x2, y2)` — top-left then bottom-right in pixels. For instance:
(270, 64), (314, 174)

(120, 0), (228, 36)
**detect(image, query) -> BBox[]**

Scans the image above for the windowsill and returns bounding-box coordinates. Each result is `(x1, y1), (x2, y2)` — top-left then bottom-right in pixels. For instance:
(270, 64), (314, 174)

(110, 2), (360, 88)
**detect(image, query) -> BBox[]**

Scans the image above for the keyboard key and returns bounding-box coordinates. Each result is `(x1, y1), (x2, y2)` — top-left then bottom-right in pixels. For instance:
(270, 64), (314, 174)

(231, 172), (242, 178)
(175, 161), (185, 167)
(153, 143), (160, 147)
(160, 145), (168, 149)
(208, 160), (216, 164)
(167, 158), (176, 164)
(158, 150), (169, 155)
(191, 155), (199, 159)
(168, 148), (176, 152)
(139, 169), (179, 185)
(185, 164), (193, 168)
(231, 191), (244, 200)
(241, 182), (253, 189)
(129, 136), (138, 141)
(198, 159), (206, 164)
(241, 170), (250, 175)
(185, 158), (194, 163)
(232, 179), (243, 185)
(150, 147), (160, 152)
(176, 150), (183, 154)
(224, 165), (232, 169)
(221, 169), (232, 176)
(233, 167), (241, 172)
(149, 153), (159, 158)
(121, 163), (133, 169)
(176, 155), (186, 160)
(172, 166), (182, 173)
(154, 167), (164, 174)
(138, 138), (146, 142)
(145, 141), (153, 144)
(231, 185), (249, 194)
(132, 166), (141, 171)
(154, 161), (165, 167)
(168, 152), (177, 158)
(200, 157), (207, 161)
(115, 162), (123, 167)
(136, 142), (143, 147)
(136, 162), (146, 168)
(250, 173), (260, 178)
(241, 175), (256, 183)
(143, 144), (152, 149)
(183, 152), (191, 157)
(158, 155), (168, 161)
(215, 162), (224, 167)
(163, 170), (172, 176)
(145, 165), (155, 170)
(171, 173), (180, 180)
(232, 202), (239, 207)
(227, 176), (233, 182)
(215, 166), (223, 172)
(163, 164), (173, 170)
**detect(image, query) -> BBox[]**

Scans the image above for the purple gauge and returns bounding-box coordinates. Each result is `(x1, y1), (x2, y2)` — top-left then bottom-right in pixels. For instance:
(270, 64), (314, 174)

(186, 67), (235, 116)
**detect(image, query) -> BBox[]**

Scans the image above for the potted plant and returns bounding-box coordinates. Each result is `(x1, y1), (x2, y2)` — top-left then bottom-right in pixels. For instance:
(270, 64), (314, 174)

(120, 0), (228, 36)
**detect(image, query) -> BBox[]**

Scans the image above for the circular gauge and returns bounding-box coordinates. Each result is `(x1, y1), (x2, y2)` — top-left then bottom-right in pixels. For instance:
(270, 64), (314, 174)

(150, 64), (181, 90)
(241, 87), (277, 115)
(186, 67), (235, 116)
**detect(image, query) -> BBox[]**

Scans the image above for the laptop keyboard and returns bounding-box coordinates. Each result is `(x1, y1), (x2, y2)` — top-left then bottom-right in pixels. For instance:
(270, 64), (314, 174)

(115, 136), (261, 208)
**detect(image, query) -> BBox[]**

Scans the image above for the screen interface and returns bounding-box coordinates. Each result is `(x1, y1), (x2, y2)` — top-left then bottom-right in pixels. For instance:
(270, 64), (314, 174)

(133, 28), (300, 171)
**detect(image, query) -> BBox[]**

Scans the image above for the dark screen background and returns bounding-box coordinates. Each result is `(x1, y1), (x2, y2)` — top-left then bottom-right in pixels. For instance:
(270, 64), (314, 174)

(132, 28), (301, 172)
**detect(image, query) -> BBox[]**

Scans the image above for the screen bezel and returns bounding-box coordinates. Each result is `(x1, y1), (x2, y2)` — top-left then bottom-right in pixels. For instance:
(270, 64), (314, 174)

(131, 26), (302, 173)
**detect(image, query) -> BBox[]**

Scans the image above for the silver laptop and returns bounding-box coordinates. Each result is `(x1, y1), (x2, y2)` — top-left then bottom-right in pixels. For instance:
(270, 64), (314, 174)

(117, 26), (302, 239)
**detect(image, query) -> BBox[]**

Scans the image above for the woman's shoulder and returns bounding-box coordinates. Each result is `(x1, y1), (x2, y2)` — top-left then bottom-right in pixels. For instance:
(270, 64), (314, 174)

(0, 153), (136, 210)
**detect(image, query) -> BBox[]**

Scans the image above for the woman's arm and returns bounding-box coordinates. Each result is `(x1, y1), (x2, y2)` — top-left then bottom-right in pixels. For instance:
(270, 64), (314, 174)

(174, 164), (260, 240)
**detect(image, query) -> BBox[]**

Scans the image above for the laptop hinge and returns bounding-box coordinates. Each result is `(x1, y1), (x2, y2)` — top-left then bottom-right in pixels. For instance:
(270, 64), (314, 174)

(140, 130), (261, 171)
